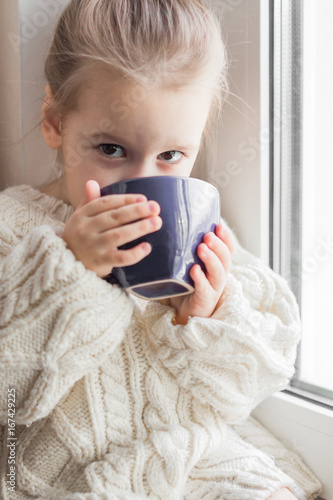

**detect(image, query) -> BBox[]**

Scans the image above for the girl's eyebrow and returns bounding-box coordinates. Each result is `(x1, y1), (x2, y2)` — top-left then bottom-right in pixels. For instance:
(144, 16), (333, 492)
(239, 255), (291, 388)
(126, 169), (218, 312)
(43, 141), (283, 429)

(88, 131), (198, 152)
(88, 132), (125, 143)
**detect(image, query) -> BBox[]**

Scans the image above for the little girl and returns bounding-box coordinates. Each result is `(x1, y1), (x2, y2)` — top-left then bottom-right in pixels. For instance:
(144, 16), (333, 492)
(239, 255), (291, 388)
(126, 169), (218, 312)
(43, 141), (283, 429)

(0, 0), (321, 499)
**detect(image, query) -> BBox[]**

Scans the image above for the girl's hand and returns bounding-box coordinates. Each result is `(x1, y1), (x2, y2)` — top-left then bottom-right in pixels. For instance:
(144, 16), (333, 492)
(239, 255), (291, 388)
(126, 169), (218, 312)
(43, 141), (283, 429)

(169, 224), (235, 325)
(63, 180), (162, 277)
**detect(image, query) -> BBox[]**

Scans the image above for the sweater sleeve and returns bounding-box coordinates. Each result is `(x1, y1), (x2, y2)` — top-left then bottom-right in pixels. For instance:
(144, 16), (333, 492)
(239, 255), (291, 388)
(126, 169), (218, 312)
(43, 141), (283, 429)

(143, 240), (301, 425)
(0, 222), (133, 426)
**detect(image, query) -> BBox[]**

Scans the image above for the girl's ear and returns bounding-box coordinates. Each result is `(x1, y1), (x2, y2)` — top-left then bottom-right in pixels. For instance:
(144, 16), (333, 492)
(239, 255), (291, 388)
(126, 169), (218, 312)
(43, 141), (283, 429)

(41, 84), (62, 150)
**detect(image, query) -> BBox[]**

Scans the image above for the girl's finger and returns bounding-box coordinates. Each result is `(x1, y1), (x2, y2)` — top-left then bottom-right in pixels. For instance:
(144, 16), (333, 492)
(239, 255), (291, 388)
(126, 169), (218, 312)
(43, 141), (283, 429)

(92, 200), (161, 233)
(100, 213), (163, 248)
(203, 232), (232, 272)
(215, 223), (236, 255)
(84, 193), (148, 217)
(107, 242), (152, 268)
(84, 180), (101, 204)
(197, 242), (227, 292)
(189, 263), (209, 294)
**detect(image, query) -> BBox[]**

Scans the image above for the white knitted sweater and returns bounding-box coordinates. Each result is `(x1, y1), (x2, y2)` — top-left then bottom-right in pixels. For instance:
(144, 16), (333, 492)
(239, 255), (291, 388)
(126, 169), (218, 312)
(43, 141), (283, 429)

(0, 185), (321, 500)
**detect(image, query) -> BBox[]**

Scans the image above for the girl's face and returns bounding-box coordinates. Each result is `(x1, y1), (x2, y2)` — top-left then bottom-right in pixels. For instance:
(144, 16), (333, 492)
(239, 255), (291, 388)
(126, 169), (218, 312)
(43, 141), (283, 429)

(49, 72), (212, 208)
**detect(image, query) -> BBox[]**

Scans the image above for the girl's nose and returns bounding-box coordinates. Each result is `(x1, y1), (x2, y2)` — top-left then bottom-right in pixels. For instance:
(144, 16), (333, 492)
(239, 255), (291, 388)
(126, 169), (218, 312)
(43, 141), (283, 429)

(130, 161), (160, 178)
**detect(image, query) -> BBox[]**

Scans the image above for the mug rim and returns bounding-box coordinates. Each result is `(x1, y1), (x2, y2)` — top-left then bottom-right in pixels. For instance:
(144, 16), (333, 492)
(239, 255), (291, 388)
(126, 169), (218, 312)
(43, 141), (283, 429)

(101, 175), (219, 196)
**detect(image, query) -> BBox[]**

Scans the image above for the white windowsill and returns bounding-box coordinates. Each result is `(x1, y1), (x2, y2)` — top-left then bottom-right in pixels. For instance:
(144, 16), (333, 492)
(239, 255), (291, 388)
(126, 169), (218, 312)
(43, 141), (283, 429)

(252, 392), (333, 500)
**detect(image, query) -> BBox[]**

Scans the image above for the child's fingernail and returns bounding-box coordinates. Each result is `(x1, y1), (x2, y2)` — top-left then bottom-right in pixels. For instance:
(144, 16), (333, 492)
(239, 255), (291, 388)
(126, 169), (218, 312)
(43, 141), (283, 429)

(136, 195), (146, 202)
(142, 242), (151, 252)
(150, 216), (162, 228)
(200, 243), (208, 256)
(148, 201), (159, 213)
(205, 232), (215, 246)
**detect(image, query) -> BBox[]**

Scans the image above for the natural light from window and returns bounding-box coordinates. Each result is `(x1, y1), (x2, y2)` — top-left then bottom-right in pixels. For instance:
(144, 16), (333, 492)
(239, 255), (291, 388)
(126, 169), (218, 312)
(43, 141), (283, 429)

(300, 0), (333, 395)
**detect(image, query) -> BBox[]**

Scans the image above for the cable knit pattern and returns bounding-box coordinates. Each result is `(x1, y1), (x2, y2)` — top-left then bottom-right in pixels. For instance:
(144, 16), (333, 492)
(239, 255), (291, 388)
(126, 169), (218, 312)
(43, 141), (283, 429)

(144, 250), (301, 424)
(0, 185), (321, 500)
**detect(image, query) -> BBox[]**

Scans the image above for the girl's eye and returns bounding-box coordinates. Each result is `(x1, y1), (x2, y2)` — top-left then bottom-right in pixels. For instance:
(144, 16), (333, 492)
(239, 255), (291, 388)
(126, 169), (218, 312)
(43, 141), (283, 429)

(158, 150), (183, 163)
(99, 144), (125, 158)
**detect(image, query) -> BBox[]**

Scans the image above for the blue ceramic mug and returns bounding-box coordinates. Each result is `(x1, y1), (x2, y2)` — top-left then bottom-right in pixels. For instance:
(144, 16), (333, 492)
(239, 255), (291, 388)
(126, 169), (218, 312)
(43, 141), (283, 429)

(101, 176), (220, 300)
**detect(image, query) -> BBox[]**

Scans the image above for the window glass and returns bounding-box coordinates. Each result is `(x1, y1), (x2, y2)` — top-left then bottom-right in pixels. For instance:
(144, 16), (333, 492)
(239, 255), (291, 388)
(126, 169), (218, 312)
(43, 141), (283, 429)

(272, 0), (333, 404)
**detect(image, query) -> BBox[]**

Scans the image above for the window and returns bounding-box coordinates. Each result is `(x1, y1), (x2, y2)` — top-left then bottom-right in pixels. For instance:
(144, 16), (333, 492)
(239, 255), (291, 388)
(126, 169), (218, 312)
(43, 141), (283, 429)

(271, 0), (333, 407)
(253, 1), (333, 498)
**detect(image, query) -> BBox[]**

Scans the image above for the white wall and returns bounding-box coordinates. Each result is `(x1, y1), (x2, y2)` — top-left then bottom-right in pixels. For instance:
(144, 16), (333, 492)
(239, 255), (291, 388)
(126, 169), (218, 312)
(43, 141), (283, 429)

(0, 0), (68, 190)
(195, 0), (269, 259)
(18, 0), (69, 186)
(0, 0), (22, 188)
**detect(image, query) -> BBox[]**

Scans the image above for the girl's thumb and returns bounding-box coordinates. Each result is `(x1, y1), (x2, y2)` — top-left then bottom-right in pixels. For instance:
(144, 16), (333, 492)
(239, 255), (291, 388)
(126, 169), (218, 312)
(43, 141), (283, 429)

(85, 180), (101, 204)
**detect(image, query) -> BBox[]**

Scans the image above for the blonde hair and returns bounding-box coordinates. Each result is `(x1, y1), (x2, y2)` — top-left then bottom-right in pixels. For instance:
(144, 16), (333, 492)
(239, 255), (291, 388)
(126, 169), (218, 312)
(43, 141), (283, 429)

(45, 0), (228, 130)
